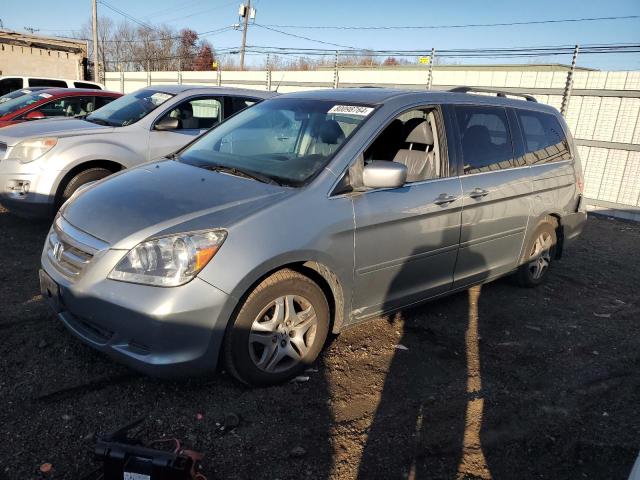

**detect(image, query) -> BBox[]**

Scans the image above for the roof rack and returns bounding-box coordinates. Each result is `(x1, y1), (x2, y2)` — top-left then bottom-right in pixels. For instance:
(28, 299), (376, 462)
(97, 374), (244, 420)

(449, 86), (538, 102)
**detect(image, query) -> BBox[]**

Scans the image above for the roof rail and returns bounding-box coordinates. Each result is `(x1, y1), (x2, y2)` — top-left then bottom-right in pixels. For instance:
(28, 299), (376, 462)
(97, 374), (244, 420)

(449, 86), (538, 102)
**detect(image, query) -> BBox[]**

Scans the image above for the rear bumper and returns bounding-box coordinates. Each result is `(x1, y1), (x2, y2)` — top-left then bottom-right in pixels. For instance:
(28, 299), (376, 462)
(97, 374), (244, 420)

(562, 210), (587, 247)
(41, 257), (238, 378)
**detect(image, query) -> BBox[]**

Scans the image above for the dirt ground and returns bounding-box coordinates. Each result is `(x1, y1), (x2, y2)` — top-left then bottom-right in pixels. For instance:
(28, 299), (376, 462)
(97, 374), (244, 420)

(0, 206), (638, 480)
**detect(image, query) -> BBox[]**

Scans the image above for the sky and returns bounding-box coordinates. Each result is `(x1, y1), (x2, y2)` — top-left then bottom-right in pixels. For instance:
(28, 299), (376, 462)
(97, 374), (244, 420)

(1, 0), (639, 70)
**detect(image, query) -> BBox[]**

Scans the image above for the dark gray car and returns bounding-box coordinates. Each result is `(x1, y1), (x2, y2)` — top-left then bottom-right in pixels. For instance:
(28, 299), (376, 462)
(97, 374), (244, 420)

(39, 87), (587, 385)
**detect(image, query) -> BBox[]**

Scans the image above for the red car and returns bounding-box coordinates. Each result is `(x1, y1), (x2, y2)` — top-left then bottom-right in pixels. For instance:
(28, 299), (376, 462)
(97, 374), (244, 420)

(0, 88), (122, 128)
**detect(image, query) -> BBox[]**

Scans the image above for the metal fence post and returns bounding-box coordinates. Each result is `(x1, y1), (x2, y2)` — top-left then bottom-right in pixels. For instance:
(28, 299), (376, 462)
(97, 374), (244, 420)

(427, 48), (435, 90)
(333, 51), (339, 89)
(561, 44), (579, 117)
(266, 53), (272, 91)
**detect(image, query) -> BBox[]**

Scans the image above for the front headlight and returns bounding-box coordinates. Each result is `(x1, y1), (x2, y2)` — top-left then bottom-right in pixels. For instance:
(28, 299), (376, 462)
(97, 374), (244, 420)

(108, 230), (227, 287)
(12, 137), (57, 163)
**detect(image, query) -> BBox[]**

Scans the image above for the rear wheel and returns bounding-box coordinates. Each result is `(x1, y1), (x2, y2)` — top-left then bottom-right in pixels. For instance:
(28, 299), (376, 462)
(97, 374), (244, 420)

(56, 167), (113, 211)
(224, 269), (329, 386)
(516, 217), (557, 287)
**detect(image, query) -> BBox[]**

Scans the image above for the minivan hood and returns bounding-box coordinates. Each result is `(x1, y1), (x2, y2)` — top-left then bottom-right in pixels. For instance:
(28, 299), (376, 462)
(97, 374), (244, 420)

(62, 160), (289, 249)
(0, 118), (112, 146)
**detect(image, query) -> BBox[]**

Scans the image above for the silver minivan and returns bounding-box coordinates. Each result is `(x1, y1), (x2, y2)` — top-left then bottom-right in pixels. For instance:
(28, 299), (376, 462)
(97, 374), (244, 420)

(40, 87), (587, 386)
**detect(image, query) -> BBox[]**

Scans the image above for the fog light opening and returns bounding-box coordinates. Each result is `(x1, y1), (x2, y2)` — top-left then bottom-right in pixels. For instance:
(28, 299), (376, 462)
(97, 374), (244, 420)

(8, 180), (31, 198)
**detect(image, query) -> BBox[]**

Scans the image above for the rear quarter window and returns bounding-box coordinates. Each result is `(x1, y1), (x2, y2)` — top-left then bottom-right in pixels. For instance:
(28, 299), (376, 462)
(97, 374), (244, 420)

(74, 82), (101, 89)
(516, 109), (572, 164)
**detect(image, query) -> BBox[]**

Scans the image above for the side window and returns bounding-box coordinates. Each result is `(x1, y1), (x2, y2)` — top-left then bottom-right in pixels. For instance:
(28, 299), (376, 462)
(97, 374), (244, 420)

(516, 110), (572, 164)
(455, 105), (516, 174)
(0, 78), (24, 95)
(74, 82), (101, 90)
(36, 97), (91, 117)
(218, 109), (302, 156)
(161, 97), (222, 130)
(363, 107), (442, 183)
(94, 96), (116, 111)
(28, 79), (67, 88)
(227, 96), (259, 117)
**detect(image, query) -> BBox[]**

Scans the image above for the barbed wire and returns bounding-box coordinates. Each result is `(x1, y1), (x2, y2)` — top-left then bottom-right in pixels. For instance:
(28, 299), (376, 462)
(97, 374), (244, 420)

(99, 43), (640, 67)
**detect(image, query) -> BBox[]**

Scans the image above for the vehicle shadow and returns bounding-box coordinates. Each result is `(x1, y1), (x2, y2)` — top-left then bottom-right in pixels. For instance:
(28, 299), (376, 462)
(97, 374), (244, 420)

(357, 246), (492, 479)
(0, 206), (335, 480)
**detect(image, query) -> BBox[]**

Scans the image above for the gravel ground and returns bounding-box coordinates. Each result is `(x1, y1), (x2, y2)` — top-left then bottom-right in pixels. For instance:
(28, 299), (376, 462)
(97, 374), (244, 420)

(0, 206), (639, 480)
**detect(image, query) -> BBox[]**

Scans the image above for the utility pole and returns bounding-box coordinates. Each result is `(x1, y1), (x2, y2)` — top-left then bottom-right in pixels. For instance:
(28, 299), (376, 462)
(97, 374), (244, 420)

(92, 0), (99, 83)
(561, 44), (579, 117)
(239, 0), (252, 71)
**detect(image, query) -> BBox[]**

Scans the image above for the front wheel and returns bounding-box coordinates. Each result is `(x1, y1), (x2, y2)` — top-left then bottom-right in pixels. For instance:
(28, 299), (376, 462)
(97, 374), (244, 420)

(516, 218), (557, 287)
(56, 167), (113, 211)
(223, 269), (329, 386)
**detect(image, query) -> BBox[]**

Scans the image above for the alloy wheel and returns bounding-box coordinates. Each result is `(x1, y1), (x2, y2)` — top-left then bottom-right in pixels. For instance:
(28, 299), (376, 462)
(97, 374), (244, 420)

(528, 231), (553, 280)
(248, 295), (318, 373)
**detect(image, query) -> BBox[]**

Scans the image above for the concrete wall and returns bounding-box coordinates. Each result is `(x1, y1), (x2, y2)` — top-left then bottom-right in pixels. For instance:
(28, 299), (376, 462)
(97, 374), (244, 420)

(0, 43), (84, 78)
(105, 67), (640, 218)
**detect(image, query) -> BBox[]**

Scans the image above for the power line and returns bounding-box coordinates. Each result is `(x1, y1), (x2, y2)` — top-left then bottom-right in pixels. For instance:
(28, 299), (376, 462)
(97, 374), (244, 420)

(98, 0), (156, 31)
(253, 23), (358, 50)
(101, 43), (640, 65)
(261, 14), (640, 30)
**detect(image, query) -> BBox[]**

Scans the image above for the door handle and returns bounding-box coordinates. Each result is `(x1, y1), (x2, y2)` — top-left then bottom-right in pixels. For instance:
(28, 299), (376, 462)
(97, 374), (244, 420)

(434, 194), (458, 205)
(469, 188), (490, 199)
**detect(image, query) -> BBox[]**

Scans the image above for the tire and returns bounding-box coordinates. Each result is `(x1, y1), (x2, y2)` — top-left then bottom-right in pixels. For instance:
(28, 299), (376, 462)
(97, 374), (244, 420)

(56, 167), (113, 211)
(224, 269), (329, 386)
(516, 216), (558, 288)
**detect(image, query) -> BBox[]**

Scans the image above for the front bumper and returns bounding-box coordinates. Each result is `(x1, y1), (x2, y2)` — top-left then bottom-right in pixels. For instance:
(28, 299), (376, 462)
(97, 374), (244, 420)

(41, 246), (237, 378)
(0, 157), (60, 218)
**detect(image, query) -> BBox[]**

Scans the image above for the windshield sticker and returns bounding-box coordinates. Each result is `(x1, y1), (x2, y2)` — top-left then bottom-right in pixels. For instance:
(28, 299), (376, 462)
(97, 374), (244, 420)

(38, 93), (53, 98)
(149, 92), (172, 106)
(328, 105), (374, 116)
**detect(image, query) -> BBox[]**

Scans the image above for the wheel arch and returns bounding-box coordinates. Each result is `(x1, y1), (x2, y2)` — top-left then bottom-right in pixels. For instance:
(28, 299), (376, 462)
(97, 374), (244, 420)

(520, 212), (563, 265)
(227, 259), (347, 336)
(54, 159), (125, 203)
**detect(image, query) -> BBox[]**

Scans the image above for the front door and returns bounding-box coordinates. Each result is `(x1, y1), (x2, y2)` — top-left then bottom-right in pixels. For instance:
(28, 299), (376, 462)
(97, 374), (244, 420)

(350, 106), (462, 319)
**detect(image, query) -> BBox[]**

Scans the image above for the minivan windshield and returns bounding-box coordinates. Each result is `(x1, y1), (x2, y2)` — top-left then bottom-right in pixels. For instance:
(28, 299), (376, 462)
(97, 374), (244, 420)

(0, 91), (51, 116)
(85, 88), (174, 127)
(178, 98), (373, 186)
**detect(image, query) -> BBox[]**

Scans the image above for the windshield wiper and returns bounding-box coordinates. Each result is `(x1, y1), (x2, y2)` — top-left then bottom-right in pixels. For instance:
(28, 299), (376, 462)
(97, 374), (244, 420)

(201, 164), (282, 186)
(84, 117), (113, 126)
(166, 152), (181, 161)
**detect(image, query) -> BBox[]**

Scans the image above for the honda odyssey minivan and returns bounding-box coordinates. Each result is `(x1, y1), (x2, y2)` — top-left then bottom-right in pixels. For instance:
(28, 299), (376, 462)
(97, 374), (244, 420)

(40, 87), (587, 386)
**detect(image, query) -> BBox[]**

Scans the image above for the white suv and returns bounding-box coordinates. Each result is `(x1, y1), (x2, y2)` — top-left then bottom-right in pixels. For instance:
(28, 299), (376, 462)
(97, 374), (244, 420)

(0, 76), (103, 96)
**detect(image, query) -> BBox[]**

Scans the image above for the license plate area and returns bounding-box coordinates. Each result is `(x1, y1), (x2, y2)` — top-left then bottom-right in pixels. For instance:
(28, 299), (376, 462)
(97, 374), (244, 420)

(39, 269), (62, 313)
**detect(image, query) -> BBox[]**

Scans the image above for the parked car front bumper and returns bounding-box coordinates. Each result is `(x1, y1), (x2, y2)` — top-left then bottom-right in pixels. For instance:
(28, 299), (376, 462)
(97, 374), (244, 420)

(0, 156), (59, 217)
(40, 232), (237, 377)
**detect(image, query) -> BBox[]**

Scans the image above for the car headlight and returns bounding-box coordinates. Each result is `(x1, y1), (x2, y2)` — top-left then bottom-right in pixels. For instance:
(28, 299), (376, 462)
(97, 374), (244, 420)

(12, 137), (57, 163)
(108, 230), (227, 287)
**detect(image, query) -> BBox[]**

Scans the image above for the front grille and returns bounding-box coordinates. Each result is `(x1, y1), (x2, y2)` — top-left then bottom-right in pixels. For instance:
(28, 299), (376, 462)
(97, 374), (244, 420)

(47, 231), (93, 278)
(46, 216), (108, 280)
